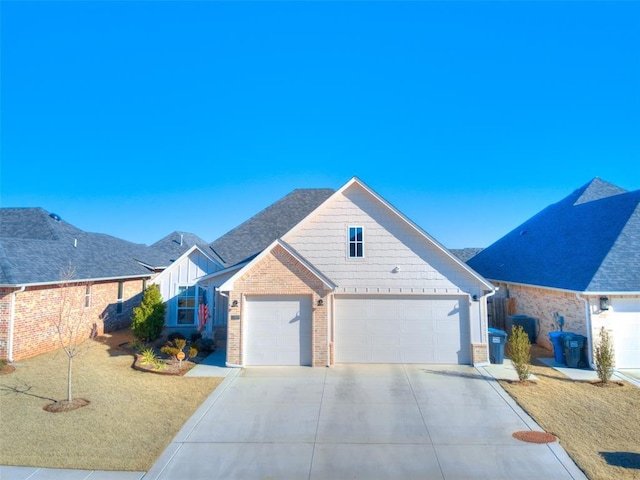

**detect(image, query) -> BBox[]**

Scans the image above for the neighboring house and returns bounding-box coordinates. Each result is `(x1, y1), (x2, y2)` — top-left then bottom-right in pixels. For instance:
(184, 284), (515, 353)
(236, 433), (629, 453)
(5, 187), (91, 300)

(468, 178), (640, 369)
(0, 208), (172, 361)
(156, 178), (495, 367)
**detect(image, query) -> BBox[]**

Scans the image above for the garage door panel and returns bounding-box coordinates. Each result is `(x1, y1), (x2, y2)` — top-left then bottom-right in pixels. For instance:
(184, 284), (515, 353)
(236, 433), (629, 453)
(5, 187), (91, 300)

(335, 295), (470, 364)
(245, 296), (312, 366)
(611, 299), (640, 368)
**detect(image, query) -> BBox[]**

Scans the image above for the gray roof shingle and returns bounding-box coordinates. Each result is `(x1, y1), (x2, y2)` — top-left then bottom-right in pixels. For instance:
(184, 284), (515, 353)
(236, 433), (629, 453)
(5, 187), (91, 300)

(151, 231), (210, 262)
(209, 188), (335, 267)
(0, 208), (171, 285)
(467, 178), (640, 292)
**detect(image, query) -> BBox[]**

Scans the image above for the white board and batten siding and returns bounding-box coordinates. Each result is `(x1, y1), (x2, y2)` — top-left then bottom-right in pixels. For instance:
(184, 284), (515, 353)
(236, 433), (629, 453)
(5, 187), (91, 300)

(155, 249), (220, 326)
(610, 297), (640, 369)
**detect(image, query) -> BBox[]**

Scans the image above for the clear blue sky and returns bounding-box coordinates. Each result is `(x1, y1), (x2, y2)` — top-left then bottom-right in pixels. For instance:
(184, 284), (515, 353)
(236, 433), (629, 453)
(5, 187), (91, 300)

(2, 1), (638, 249)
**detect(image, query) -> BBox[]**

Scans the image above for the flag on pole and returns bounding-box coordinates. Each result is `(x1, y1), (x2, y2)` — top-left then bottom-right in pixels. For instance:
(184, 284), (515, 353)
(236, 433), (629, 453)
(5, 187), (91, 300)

(198, 289), (209, 332)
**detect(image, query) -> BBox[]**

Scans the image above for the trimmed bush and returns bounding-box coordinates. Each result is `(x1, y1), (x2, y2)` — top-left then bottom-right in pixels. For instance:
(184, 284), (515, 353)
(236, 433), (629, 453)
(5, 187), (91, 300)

(507, 325), (531, 382)
(131, 285), (166, 341)
(594, 327), (614, 384)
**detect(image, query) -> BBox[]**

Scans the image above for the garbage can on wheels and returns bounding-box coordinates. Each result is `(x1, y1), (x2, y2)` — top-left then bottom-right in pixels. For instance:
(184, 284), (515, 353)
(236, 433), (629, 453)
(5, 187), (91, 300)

(488, 328), (507, 364)
(549, 331), (566, 365)
(563, 334), (587, 368)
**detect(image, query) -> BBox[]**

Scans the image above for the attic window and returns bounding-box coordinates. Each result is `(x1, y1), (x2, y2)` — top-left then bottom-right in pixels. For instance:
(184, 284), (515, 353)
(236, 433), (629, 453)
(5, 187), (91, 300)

(348, 226), (364, 258)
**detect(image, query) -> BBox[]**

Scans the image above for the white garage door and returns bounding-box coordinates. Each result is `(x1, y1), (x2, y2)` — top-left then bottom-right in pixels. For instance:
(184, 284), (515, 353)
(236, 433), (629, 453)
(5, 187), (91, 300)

(244, 296), (312, 366)
(612, 298), (640, 369)
(334, 295), (470, 364)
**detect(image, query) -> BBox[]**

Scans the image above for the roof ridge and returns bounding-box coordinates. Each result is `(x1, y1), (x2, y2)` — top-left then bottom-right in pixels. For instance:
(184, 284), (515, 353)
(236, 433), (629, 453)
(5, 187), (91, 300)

(573, 177), (628, 206)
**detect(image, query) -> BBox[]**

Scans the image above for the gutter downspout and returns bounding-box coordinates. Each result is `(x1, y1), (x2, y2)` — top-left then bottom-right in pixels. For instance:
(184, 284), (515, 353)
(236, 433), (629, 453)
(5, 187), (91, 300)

(482, 287), (498, 365)
(217, 289), (242, 368)
(576, 294), (595, 369)
(9, 286), (26, 363)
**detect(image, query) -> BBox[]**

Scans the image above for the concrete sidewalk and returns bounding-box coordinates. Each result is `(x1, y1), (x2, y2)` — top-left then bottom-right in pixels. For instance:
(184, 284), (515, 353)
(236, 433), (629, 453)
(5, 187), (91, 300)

(0, 466), (145, 479)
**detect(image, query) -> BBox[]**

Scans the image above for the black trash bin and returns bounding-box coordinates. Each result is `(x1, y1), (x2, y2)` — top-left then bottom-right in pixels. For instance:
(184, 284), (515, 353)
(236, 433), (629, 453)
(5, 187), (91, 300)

(488, 328), (507, 364)
(563, 334), (587, 368)
(507, 315), (537, 344)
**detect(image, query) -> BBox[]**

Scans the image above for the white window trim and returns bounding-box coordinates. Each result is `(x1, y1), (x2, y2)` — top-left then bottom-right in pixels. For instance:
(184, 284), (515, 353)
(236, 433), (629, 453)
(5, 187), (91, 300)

(116, 281), (124, 315)
(347, 225), (365, 259)
(85, 284), (91, 309)
(176, 284), (197, 326)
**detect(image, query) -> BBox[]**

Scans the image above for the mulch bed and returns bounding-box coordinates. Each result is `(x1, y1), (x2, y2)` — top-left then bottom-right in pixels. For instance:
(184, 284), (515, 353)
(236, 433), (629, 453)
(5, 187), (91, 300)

(590, 380), (625, 388)
(0, 363), (16, 375)
(131, 354), (196, 376)
(512, 431), (557, 444)
(43, 398), (90, 413)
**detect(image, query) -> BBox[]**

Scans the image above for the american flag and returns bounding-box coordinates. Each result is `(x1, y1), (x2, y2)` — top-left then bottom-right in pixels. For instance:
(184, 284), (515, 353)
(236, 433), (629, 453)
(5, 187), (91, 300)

(198, 289), (209, 332)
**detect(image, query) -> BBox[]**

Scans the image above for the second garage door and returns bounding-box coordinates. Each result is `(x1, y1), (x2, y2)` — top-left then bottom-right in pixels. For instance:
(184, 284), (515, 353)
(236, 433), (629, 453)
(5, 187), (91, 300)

(244, 295), (312, 366)
(334, 295), (470, 364)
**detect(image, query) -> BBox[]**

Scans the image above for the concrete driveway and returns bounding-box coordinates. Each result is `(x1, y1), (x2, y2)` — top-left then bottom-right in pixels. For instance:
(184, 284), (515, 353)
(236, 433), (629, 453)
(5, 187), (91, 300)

(145, 364), (586, 480)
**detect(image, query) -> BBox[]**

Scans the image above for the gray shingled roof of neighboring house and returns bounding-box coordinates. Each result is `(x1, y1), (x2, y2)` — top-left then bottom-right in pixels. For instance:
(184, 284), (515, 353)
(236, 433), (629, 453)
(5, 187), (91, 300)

(151, 231), (211, 262)
(0, 208), (171, 285)
(467, 178), (640, 292)
(209, 188), (335, 267)
(449, 248), (484, 263)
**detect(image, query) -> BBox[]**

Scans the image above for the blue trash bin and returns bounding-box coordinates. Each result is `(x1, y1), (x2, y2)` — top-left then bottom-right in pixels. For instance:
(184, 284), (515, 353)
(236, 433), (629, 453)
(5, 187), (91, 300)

(488, 328), (507, 364)
(549, 331), (566, 364)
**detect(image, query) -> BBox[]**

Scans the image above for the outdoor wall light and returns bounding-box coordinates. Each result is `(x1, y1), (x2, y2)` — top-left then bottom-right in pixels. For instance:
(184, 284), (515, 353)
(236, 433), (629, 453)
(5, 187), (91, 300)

(231, 300), (239, 308)
(472, 295), (479, 302)
(317, 299), (324, 307)
(599, 297), (609, 311)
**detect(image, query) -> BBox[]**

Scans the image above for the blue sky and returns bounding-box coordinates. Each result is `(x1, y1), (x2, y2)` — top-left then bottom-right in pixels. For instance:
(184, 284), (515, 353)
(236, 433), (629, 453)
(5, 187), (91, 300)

(2, 1), (638, 249)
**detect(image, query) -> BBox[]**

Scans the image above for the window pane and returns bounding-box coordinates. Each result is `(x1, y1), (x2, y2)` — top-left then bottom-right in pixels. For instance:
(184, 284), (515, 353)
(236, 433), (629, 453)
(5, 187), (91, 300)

(177, 309), (195, 325)
(350, 243), (356, 257)
(356, 243), (363, 257)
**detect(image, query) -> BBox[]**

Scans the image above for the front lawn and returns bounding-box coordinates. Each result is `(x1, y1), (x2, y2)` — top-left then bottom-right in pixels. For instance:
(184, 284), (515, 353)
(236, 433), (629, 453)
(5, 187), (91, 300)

(500, 346), (640, 480)
(0, 329), (222, 471)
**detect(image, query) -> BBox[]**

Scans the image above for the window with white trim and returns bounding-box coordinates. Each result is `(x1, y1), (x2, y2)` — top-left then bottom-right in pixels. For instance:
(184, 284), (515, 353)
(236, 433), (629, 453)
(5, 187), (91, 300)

(177, 285), (196, 325)
(85, 284), (91, 308)
(348, 226), (364, 258)
(116, 281), (124, 314)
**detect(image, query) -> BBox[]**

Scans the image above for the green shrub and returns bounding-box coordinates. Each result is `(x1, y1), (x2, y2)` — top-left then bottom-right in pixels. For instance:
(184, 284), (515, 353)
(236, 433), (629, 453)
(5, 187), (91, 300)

(594, 327), (614, 384)
(131, 285), (166, 341)
(139, 347), (165, 370)
(506, 325), (531, 382)
(191, 331), (203, 343)
(160, 345), (180, 360)
(188, 346), (198, 359)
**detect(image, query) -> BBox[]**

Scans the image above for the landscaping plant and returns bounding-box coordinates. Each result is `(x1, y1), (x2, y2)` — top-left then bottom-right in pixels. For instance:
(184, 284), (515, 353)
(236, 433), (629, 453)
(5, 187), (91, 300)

(507, 325), (531, 382)
(594, 326), (614, 384)
(131, 284), (166, 341)
(161, 338), (198, 362)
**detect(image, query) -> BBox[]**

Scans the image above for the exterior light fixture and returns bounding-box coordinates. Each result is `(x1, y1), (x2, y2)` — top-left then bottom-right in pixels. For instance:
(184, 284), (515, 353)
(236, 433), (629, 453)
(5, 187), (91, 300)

(317, 299), (324, 307)
(231, 300), (238, 308)
(599, 297), (609, 311)
(472, 295), (479, 302)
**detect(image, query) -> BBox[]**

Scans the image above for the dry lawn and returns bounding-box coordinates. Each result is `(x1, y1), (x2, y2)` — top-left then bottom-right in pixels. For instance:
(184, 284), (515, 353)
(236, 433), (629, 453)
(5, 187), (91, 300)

(0, 330), (222, 471)
(500, 346), (640, 480)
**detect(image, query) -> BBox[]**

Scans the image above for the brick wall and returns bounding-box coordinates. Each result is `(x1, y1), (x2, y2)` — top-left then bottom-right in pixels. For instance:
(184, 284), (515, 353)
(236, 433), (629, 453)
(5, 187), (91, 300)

(494, 282), (586, 350)
(227, 245), (330, 366)
(2, 279), (145, 361)
(471, 343), (489, 364)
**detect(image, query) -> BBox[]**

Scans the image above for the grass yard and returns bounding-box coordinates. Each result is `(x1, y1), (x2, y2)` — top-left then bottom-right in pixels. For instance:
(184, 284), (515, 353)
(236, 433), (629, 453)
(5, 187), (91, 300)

(500, 346), (640, 480)
(0, 329), (223, 471)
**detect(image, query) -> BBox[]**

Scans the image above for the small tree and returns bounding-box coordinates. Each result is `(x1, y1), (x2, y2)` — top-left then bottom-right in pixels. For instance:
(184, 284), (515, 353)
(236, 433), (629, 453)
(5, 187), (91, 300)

(53, 266), (96, 404)
(507, 325), (531, 382)
(131, 284), (166, 341)
(594, 327), (614, 384)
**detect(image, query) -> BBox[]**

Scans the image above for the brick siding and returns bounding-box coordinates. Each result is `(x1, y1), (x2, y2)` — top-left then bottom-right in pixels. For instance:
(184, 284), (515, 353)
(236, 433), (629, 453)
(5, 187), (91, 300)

(227, 245), (330, 367)
(1, 279), (145, 361)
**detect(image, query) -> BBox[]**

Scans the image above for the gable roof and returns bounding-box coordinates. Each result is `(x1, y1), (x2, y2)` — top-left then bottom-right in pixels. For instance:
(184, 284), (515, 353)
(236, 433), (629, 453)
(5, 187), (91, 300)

(208, 188), (335, 267)
(0, 208), (170, 286)
(151, 231), (210, 262)
(280, 177), (494, 290)
(467, 178), (640, 293)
